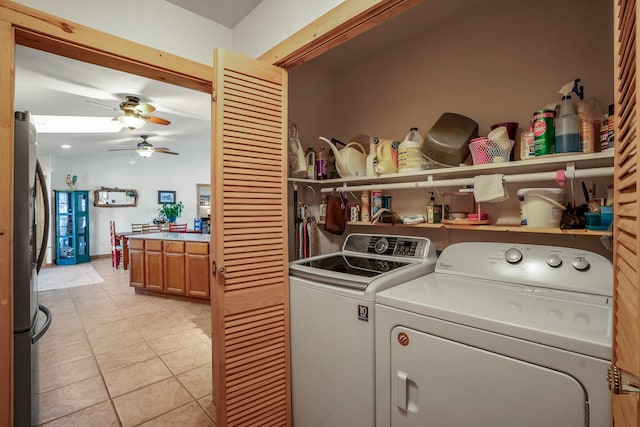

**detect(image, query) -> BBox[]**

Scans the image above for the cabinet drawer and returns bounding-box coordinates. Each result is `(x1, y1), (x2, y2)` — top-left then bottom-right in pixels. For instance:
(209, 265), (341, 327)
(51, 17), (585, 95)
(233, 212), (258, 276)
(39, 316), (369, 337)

(146, 240), (163, 251)
(165, 241), (185, 253)
(186, 242), (209, 255)
(129, 239), (144, 250)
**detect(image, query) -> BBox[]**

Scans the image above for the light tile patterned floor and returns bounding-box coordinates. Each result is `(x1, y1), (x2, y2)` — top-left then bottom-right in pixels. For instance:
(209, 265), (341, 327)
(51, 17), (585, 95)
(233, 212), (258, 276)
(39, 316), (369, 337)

(36, 258), (214, 426)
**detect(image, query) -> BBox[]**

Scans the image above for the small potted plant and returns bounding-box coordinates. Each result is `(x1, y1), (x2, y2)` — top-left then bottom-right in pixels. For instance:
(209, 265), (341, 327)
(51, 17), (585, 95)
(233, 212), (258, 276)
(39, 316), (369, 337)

(158, 201), (184, 223)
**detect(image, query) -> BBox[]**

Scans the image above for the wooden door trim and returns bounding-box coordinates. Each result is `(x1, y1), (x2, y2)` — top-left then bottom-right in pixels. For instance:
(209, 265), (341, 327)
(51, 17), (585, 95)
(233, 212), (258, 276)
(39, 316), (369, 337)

(0, 19), (15, 427)
(258, 0), (421, 69)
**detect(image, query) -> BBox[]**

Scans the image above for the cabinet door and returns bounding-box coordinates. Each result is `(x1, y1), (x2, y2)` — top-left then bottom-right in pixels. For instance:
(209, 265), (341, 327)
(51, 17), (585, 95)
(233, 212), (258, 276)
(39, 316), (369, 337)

(211, 48), (290, 426)
(74, 191), (89, 263)
(129, 247), (145, 288)
(186, 253), (209, 298)
(164, 252), (186, 295)
(145, 240), (164, 291)
(611, 0), (640, 423)
(55, 191), (75, 265)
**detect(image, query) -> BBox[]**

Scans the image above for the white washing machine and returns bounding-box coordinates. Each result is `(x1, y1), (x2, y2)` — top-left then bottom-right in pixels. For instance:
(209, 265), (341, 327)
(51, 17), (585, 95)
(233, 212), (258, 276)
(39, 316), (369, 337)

(375, 242), (612, 427)
(289, 233), (438, 427)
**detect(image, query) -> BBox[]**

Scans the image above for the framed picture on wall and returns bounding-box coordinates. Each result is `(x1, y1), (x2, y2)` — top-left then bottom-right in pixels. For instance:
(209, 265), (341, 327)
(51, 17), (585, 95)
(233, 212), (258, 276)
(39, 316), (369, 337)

(158, 190), (176, 204)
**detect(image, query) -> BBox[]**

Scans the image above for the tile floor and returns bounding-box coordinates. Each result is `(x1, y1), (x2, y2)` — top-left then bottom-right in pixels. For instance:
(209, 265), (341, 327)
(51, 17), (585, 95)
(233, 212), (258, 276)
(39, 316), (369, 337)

(36, 258), (215, 426)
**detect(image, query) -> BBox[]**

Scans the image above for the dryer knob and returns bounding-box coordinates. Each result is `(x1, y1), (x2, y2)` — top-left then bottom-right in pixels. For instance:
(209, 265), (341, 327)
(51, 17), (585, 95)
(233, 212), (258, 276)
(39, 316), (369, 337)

(505, 248), (523, 264)
(546, 254), (562, 268)
(572, 256), (590, 271)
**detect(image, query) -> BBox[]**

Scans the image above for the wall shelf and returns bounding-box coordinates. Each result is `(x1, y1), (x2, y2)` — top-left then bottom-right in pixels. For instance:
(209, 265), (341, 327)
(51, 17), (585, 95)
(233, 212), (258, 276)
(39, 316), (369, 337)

(318, 221), (608, 236)
(289, 151), (614, 191)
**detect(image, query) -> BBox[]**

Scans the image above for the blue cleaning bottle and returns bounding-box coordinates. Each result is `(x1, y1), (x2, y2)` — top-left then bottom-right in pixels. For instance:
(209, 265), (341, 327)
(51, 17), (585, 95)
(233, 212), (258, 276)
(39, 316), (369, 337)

(554, 81), (581, 153)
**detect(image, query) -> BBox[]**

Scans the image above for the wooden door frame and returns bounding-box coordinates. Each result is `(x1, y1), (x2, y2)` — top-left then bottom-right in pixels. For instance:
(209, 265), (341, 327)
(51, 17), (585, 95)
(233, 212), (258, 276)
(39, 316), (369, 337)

(0, 2), (211, 425)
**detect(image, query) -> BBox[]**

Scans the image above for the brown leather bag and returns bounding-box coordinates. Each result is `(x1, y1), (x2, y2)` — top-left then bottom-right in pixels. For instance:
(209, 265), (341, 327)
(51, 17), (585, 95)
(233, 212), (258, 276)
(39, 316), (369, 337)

(324, 192), (349, 235)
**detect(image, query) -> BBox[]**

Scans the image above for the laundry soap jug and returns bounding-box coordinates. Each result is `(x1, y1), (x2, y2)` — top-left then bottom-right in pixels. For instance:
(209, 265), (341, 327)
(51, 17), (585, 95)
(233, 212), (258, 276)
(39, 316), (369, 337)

(398, 127), (427, 173)
(375, 138), (399, 175)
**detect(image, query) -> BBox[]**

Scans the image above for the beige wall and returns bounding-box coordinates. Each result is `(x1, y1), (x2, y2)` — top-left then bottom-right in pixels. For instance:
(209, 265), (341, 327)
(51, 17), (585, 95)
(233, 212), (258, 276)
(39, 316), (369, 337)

(288, 0), (614, 259)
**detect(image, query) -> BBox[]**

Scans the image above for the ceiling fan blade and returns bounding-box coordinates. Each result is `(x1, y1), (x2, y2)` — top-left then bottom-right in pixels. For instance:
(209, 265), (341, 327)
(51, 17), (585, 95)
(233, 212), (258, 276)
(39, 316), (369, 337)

(133, 103), (155, 114)
(155, 149), (179, 155)
(86, 100), (118, 111)
(144, 115), (171, 125)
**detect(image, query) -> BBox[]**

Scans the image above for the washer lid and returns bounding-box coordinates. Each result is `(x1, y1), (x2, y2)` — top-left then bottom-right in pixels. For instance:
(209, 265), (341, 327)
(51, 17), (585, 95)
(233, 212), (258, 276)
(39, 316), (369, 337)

(377, 273), (612, 359)
(290, 254), (413, 290)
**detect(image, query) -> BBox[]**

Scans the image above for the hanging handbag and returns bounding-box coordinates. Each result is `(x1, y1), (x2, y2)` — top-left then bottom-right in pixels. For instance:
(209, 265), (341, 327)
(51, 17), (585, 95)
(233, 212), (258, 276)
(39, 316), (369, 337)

(324, 192), (349, 235)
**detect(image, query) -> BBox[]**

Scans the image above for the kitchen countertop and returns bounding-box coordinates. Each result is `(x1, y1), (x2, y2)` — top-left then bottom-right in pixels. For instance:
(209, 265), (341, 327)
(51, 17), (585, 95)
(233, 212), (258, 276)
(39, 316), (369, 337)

(127, 232), (210, 242)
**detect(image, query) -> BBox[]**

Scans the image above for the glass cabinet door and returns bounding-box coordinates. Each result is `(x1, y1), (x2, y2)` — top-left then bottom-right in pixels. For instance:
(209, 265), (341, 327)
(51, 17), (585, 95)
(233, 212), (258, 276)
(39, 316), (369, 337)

(76, 192), (88, 214)
(55, 190), (89, 264)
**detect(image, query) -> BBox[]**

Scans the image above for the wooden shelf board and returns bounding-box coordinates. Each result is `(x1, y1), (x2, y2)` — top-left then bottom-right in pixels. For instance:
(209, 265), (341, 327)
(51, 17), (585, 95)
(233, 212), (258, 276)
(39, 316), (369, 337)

(317, 221), (606, 236)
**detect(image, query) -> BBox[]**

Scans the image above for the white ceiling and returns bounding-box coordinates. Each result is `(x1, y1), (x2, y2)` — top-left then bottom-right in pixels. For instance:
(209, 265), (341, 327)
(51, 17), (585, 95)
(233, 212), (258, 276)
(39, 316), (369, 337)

(165, 0), (263, 28)
(14, 45), (212, 157)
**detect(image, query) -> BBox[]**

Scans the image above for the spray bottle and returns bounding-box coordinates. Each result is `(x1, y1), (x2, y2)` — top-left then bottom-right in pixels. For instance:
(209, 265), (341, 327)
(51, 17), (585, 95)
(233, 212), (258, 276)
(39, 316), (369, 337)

(554, 80), (581, 153)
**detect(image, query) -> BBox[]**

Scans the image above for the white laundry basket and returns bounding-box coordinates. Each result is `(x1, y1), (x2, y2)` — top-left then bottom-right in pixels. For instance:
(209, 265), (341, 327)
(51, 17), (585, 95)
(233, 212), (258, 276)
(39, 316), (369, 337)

(517, 188), (566, 227)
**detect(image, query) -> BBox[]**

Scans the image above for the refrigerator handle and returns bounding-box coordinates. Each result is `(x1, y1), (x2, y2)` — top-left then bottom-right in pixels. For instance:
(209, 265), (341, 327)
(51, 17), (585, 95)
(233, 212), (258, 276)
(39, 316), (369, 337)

(36, 160), (49, 273)
(32, 304), (52, 343)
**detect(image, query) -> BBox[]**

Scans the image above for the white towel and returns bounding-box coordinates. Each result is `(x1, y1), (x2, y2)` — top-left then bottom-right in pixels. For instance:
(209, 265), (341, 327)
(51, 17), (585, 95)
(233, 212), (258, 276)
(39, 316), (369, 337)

(473, 174), (508, 203)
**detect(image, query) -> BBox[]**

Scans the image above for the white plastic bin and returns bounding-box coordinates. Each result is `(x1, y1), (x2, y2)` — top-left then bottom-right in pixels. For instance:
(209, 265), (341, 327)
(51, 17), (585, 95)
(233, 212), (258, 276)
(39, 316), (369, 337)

(517, 188), (566, 228)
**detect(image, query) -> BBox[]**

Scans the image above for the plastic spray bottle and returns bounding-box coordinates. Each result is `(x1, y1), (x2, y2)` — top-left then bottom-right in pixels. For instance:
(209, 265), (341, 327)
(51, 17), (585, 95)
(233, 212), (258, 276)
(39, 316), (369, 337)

(554, 80), (581, 153)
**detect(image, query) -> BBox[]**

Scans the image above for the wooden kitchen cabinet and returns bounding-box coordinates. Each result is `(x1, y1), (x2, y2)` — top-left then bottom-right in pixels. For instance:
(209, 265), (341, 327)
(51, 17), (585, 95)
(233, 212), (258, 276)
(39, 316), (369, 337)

(145, 240), (164, 292)
(185, 242), (209, 298)
(129, 238), (145, 288)
(164, 241), (186, 295)
(128, 236), (209, 300)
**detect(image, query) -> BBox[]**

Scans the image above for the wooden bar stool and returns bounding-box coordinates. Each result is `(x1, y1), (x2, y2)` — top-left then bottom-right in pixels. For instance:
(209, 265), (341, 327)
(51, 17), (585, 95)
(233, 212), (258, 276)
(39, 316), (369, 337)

(168, 223), (187, 232)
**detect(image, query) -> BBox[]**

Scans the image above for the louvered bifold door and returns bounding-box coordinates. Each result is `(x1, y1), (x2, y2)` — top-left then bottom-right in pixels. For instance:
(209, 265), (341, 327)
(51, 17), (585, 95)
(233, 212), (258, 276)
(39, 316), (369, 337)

(611, 0), (640, 425)
(210, 48), (290, 427)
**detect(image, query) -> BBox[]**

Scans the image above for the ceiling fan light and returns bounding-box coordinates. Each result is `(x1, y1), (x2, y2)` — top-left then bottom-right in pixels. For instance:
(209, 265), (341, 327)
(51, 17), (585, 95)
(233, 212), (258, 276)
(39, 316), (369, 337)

(118, 112), (146, 129)
(137, 147), (154, 158)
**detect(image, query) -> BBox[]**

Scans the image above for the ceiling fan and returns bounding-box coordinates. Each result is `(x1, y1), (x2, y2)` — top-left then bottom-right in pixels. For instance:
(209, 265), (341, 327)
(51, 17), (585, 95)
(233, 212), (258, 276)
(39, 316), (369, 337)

(88, 95), (171, 129)
(108, 135), (179, 158)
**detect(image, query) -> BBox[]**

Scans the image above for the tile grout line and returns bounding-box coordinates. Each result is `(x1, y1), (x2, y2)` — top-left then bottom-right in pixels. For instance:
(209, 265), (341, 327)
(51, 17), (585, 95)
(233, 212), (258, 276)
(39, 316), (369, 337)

(37, 259), (215, 426)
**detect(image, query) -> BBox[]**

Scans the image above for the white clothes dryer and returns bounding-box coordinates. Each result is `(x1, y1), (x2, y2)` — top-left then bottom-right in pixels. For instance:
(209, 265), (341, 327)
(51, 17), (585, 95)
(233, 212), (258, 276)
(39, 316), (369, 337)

(375, 242), (612, 427)
(289, 234), (438, 427)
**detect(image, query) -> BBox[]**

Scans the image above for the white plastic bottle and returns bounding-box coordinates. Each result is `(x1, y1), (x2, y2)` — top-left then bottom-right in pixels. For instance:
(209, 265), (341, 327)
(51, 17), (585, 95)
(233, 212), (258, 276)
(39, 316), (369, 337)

(366, 140), (377, 177)
(398, 127), (426, 173)
(305, 146), (316, 180)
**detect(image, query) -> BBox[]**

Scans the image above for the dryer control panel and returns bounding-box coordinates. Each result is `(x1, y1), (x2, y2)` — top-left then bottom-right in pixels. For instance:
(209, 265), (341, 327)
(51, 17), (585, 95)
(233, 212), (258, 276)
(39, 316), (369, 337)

(435, 242), (613, 297)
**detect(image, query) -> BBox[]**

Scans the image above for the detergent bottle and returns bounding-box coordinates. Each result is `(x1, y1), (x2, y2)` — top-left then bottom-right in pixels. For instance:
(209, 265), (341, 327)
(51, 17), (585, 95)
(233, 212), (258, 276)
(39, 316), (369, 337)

(398, 127), (427, 173)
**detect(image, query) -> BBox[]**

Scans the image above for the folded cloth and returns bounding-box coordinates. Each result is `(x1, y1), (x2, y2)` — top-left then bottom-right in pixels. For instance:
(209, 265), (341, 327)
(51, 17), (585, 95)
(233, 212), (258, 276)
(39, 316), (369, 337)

(473, 174), (508, 203)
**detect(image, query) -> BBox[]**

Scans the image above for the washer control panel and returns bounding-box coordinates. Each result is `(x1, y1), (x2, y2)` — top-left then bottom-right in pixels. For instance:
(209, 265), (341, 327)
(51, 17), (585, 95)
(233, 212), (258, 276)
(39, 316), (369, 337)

(436, 242), (613, 296)
(342, 234), (431, 259)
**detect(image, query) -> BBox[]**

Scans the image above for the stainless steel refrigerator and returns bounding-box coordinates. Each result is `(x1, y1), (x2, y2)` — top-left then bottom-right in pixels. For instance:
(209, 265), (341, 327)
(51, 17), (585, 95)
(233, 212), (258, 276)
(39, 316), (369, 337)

(14, 111), (51, 426)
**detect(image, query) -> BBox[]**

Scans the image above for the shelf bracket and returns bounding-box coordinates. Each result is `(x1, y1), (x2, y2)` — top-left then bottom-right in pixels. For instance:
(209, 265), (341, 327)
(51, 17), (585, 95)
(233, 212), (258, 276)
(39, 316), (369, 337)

(565, 162), (576, 180)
